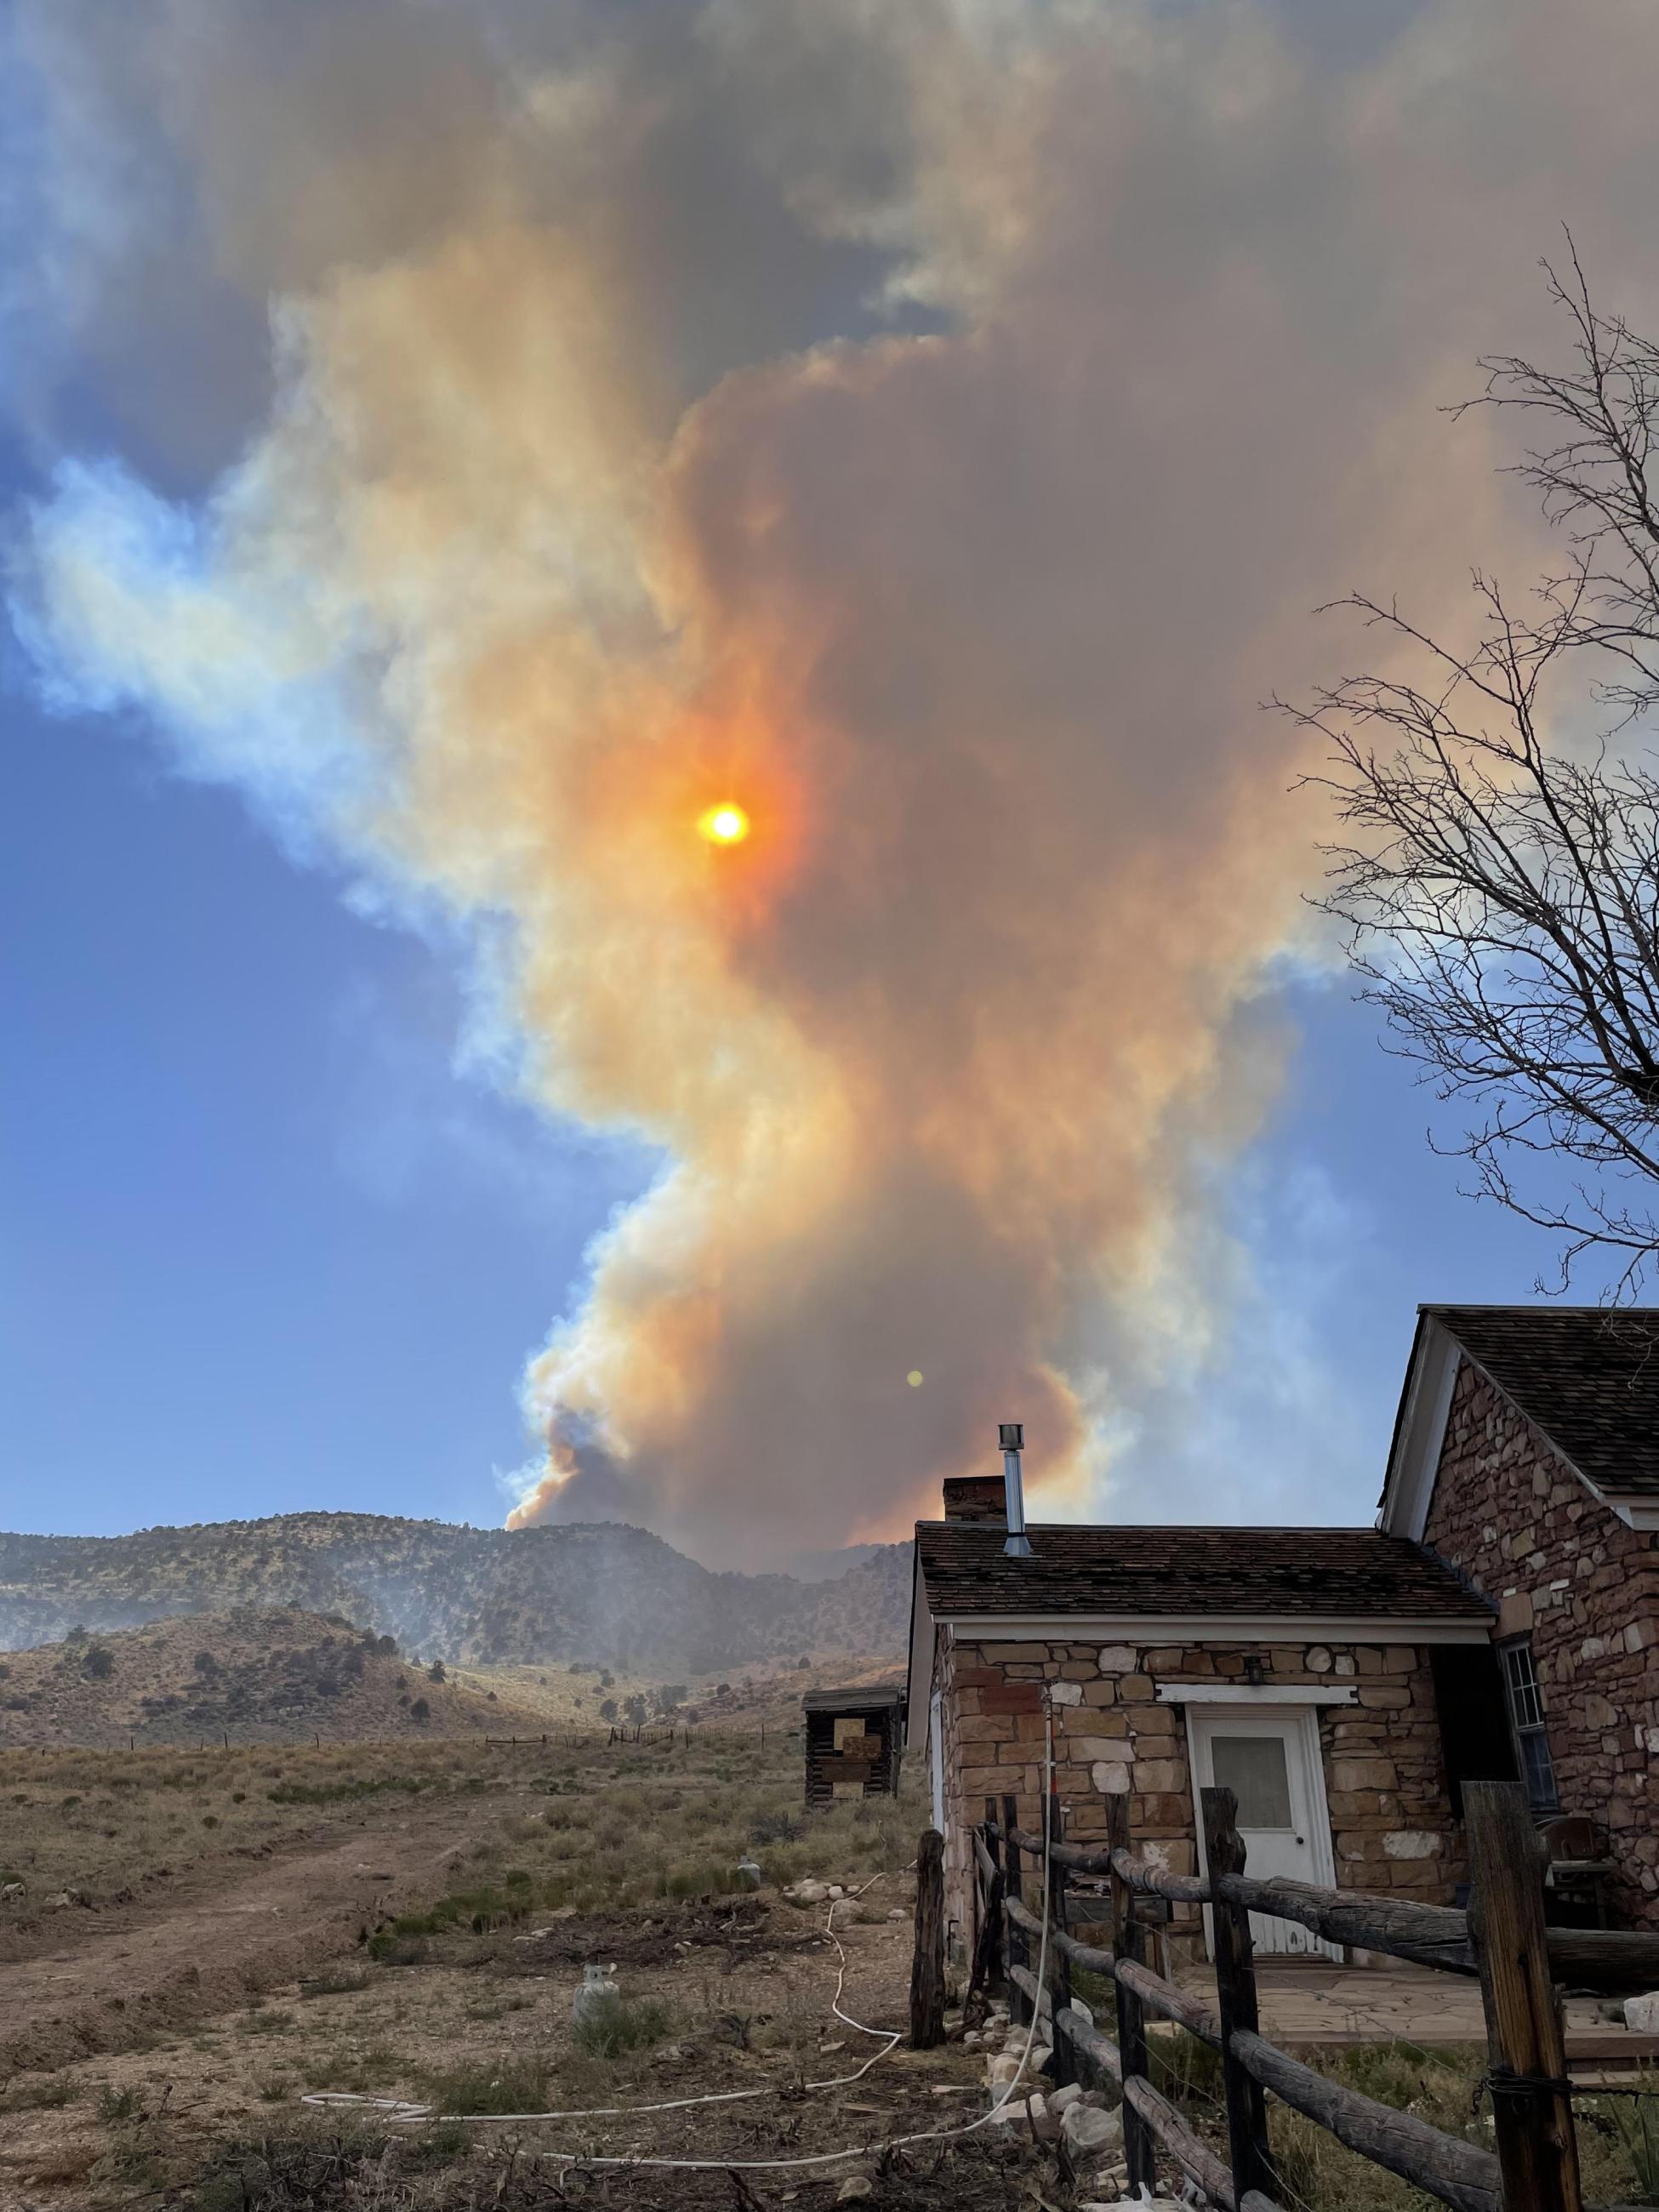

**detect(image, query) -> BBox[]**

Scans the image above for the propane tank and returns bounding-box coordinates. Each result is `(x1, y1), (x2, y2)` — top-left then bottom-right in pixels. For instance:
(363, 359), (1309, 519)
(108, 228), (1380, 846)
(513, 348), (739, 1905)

(571, 1961), (620, 2031)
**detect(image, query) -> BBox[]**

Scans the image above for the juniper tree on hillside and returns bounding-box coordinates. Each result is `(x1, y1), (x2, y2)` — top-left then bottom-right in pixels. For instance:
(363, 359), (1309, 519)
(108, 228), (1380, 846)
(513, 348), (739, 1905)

(1296, 242), (1659, 1294)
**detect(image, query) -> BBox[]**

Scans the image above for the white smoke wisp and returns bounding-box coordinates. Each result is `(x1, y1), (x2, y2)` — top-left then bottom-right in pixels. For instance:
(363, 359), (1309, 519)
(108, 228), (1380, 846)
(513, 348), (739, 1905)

(13, 0), (1659, 1560)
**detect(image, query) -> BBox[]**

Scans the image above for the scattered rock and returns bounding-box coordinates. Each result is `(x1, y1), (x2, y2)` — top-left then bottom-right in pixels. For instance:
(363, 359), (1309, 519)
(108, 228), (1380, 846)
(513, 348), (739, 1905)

(788, 1879), (830, 1906)
(1048, 2081), (1088, 2113)
(988, 2091), (1046, 2130)
(987, 2053), (1025, 2088)
(1627, 1991), (1659, 2033)
(835, 2180), (874, 2203)
(1062, 2101), (1123, 2156)
(887, 1907), (907, 1922)
(1, 1882), (25, 1902)
(827, 1884), (845, 1900)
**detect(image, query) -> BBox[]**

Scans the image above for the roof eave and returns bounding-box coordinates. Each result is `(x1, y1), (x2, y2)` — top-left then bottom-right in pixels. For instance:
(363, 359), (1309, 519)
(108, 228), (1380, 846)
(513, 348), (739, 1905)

(1377, 1310), (1461, 1542)
(920, 1609), (1493, 1644)
(1604, 1495), (1659, 1531)
(903, 1543), (934, 1753)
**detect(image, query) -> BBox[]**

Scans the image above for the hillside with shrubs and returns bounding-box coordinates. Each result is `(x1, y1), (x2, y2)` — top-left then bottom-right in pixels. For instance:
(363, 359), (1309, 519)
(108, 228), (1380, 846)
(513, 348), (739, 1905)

(0, 1606), (526, 1747)
(0, 1515), (911, 1673)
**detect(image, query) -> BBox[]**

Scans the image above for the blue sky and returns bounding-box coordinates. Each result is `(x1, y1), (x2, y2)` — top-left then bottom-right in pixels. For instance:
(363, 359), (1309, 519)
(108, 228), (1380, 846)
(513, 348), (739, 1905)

(1, 0), (1639, 1556)
(2, 677), (653, 1534)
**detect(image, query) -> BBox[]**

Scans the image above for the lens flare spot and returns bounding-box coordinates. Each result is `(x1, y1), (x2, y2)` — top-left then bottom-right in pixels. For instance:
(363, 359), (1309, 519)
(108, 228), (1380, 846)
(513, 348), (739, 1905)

(699, 802), (750, 845)
(907, 1370), (924, 1387)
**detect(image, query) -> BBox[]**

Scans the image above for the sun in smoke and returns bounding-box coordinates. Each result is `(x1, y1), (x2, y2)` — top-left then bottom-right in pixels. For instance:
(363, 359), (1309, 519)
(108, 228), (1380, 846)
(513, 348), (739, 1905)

(698, 801), (750, 845)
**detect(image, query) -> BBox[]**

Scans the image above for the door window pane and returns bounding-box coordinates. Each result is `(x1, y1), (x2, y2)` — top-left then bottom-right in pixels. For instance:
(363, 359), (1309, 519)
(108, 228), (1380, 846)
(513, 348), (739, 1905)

(1499, 1639), (1559, 1813)
(1211, 1735), (1293, 1828)
(1501, 1644), (1545, 1729)
(1519, 1726), (1559, 1815)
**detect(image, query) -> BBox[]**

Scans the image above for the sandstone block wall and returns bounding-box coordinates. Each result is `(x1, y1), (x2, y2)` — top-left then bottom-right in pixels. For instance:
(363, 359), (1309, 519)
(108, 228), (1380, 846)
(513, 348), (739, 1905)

(1422, 1358), (1659, 1924)
(935, 1630), (1458, 1954)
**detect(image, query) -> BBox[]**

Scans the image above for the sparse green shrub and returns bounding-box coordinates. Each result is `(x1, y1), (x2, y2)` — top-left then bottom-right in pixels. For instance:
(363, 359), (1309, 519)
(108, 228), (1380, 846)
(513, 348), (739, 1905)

(421, 2055), (550, 2114)
(298, 1965), (370, 1998)
(749, 1808), (804, 1845)
(367, 1930), (430, 1965)
(1590, 2088), (1659, 2203)
(2, 2073), (77, 2111)
(571, 1994), (675, 2059)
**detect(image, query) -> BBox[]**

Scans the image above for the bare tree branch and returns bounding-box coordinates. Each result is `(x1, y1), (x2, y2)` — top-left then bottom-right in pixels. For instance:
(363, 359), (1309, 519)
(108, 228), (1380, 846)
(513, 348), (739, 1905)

(1290, 244), (1659, 1294)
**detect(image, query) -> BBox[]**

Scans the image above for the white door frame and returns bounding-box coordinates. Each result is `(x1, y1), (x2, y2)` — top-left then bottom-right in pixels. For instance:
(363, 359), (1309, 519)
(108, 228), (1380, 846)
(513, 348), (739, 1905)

(928, 1686), (945, 1833)
(1184, 1702), (1339, 1958)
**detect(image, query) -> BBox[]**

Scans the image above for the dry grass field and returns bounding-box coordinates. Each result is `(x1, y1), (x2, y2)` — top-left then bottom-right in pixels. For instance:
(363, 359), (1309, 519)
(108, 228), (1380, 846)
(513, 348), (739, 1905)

(3, 1719), (1656, 2211)
(0, 1722), (1042, 2210)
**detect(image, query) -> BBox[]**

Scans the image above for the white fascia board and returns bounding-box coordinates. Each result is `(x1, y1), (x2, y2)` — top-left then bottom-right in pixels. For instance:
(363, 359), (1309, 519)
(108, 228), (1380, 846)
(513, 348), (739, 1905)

(936, 1613), (1491, 1645)
(1154, 1683), (1357, 1706)
(1605, 1498), (1659, 1531)
(904, 1548), (935, 1753)
(1379, 1316), (1460, 1542)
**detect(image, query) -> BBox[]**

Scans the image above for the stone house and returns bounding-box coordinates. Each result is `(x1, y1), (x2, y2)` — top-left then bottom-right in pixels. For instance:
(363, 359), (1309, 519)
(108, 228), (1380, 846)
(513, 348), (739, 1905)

(906, 1470), (1495, 1964)
(910, 1304), (1659, 1961)
(1380, 1303), (1659, 1926)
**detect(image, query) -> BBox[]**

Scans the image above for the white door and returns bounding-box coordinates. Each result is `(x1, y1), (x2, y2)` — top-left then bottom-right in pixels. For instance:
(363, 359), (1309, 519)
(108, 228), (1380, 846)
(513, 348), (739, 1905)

(1188, 1707), (1340, 1960)
(928, 1688), (945, 1832)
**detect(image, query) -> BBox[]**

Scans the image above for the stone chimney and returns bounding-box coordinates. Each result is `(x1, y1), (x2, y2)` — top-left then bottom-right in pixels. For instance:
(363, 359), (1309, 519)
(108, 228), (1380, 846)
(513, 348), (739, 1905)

(942, 1475), (1006, 1524)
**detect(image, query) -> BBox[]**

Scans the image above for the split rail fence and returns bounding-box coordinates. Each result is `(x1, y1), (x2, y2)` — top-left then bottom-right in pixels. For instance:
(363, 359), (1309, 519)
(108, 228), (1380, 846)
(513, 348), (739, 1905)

(969, 1778), (1659, 2212)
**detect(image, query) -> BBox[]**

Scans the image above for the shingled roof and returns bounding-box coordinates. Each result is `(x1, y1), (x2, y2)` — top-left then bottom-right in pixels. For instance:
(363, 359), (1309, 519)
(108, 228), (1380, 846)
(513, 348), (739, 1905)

(1422, 1304), (1659, 1500)
(915, 1521), (1491, 1622)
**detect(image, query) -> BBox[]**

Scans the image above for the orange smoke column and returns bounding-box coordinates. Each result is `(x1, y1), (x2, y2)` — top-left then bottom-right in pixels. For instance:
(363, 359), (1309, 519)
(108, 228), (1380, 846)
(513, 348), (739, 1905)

(16, 0), (1659, 1563)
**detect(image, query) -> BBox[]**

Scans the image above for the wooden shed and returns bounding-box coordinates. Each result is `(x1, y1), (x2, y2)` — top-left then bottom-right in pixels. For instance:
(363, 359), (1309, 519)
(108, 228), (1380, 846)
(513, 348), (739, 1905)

(802, 1685), (904, 1808)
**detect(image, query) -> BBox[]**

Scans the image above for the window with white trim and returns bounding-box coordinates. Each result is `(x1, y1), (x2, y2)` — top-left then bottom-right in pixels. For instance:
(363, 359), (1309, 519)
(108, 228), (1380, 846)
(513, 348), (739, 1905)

(1498, 1639), (1559, 1814)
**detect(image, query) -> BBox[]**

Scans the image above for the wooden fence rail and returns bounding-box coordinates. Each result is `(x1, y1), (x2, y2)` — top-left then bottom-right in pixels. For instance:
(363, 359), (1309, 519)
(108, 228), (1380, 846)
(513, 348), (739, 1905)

(999, 1818), (1659, 1988)
(971, 1779), (1647, 2212)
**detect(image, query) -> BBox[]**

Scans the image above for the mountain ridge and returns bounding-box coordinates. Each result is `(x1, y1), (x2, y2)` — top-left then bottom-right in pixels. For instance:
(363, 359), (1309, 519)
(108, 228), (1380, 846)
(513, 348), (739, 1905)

(0, 1513), (912, 1674)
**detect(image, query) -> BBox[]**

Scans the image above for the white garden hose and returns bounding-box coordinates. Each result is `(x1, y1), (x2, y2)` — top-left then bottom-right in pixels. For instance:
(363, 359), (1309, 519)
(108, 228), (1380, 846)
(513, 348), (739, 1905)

(305, 1709), (1058, 2175)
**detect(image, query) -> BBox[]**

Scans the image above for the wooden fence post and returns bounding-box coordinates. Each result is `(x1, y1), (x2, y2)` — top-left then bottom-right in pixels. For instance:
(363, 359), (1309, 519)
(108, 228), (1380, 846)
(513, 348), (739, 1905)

(969, 1806), (1006, 2005)
(1105, 1789), (1158, 2198)
(911, 1827), (948, 2048)
(1202, 1784), (1277, 2205)
(1050, 1793), (1075, 2087)
(1465, 1782), (1583, 2212)
(1003, 1793), (1029, 2027)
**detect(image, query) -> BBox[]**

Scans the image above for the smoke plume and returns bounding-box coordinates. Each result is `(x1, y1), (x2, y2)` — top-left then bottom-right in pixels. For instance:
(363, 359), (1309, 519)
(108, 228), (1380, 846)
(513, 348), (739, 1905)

(13, 0), (1659, 1559)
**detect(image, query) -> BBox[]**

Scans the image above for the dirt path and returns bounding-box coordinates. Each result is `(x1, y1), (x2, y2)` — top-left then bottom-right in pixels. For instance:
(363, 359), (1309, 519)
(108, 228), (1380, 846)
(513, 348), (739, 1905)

(0, 1792), (499, 2076)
